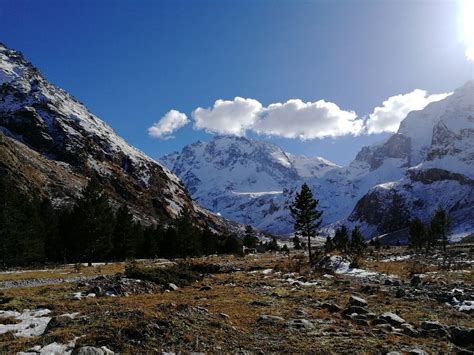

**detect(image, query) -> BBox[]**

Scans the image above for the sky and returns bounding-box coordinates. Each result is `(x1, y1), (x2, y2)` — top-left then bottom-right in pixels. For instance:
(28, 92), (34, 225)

(1, 0), (473, 165)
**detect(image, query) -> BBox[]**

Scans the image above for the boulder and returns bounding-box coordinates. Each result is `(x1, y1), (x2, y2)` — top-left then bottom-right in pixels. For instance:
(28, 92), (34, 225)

(258, 315), (285, 324)
(411, 275), (422, 287)
(420, 321), (449, 338)
(321, 303), (343, 313)
(380, 312), (406, 326)
(449, 326), (474, 348)
(349, 295), (368, 308)
(286, 319), (314, 330)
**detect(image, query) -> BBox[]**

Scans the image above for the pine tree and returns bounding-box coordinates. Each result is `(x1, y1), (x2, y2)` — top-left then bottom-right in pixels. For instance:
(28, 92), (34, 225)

(174, 207), (200, 257)
(291, 236), (300, 249)
(430, 207), (450, 253)
(0, 174), (46, 266)
(289, 183), (323, 264)
(40, 199), (60, 262)
(324, 236), (334, 253)
(112, 205), (137, 260)
(333, 225), (349, 252)
(348, 226), (366, 267)
(201, 225), (218, 255)
(408, 218), (426, 252)
(267, 236), (280, 252)
(243, 225), (258, 249)
(70, 178), (115, 266)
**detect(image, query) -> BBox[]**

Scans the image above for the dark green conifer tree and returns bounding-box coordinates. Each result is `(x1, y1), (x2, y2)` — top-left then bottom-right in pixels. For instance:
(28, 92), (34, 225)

(243, 225), (258, 249)
(408, 218), (426, 252)
(70, 178), (115, 266)
(333, 225), (349, 252)
(289, 183), (323, 264)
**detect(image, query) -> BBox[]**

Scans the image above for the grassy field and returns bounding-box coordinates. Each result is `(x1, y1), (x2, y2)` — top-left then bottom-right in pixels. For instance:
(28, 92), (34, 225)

(0, 249), (472, 353)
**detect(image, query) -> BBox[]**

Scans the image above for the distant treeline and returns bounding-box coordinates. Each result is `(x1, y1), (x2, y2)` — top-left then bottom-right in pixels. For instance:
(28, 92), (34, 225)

(0, 175), (242, 267)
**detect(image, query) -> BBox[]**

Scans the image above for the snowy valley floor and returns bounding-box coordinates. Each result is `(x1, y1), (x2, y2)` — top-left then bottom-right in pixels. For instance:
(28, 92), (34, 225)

(0, 246), (472, 354)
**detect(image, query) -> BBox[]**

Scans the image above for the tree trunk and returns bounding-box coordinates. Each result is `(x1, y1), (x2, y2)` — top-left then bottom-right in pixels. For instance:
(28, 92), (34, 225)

(307, 235), (312, 264)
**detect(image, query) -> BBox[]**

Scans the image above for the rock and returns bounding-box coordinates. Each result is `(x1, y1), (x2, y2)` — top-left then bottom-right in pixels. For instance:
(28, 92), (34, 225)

(199, 285), (212, 291)
(401, 323), (420, 337)
(449, 326), (474, 347)
(342, 306), (370, 317)
(380, 312), (406, 326)
(257, 315), (285, 324)
(251, 300), (271, 307)
(420, 321), (449, 338)
(286, 319), (314, 330)
(407, 349), (427, 355)
(349, 295), (368, 307)
(321, 303), (342, 313)
(296, 308), (308, 316)
(87, 286), (103, 297)
(386, 352), (401, 355)
(219, 313), (230, 319)
(168, 283), (179, 291)
(72, 346), (112, 355)
(411, 275), (422, 287)
(395, 288), (406, 298)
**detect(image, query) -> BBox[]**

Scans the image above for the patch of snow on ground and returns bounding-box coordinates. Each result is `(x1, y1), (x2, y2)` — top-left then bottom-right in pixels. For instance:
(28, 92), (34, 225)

(0, 309), (51, 337)
(381, 255), (412, 262)
(326, 256), (381, 278)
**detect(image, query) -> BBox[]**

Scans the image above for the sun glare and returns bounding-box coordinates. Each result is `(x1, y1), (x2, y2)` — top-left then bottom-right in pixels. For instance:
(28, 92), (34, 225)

(463, 0), (474, 60)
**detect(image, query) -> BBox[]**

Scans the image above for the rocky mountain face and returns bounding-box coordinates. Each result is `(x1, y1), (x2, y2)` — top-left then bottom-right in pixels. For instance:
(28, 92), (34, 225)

(162, 82), (474, 240)
(349, 81), (474, 240)
(160, 136), (340, 234)
(0, 43), (224, 229)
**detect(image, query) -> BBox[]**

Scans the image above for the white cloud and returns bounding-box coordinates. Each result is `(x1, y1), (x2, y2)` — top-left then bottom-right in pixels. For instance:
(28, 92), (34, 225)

(148, 110), (189, 139)
(154, 89), (451, 140)
(192, 97), (262, 136)
(365, 89), (451, 134)
(255, 99), (362, 139)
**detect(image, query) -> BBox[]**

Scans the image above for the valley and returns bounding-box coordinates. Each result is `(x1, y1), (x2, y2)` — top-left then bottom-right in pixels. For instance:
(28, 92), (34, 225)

(0, 246), (472, 353)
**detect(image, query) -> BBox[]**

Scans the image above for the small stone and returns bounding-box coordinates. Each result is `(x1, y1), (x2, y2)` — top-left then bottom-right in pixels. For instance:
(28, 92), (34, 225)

(286, 319), (314, 330)
(395, 288), (406, 298)
(199, 285), (212, 291)
(380, 312), (406, 326)
(349, 295), (368, 307)
(168, 283), (179, 291)
(258, 315), (285, 324)
(219, 313), (230, 319)
(411, 275), (422, 287)
(421, 321), (449, 338)
(401, 323), (420, 337)
(343, 306), (370, 317)
(321, 303), (342, 313)
(407, 349), (427, 355)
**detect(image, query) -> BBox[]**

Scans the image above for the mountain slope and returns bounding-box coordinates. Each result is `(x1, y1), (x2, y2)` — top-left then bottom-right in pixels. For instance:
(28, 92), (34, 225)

(0, 43), (223, 229)
(160, 136), (339, 233)
(349, 81), (474, 240)
(162, 82), (474, 239)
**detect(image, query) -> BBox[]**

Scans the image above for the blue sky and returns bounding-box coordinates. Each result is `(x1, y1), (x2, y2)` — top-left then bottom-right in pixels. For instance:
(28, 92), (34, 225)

(1, 0), (472, 165)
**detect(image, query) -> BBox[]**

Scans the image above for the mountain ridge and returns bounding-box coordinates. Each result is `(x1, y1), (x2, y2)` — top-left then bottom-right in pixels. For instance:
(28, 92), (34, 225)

(162, 81), (474, 239)
(0, 42), (226, 230)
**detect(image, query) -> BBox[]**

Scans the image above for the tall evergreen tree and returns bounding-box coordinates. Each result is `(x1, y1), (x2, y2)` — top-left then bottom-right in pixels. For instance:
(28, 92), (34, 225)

(430, 207), (450, 253)
(348, 226), (366, 267)
(0, 175), (46, 266)
(243, 225), (258, 249)
(289, 183), (323, 264)
(112, 205), (137, 260)
(408, 218), (426, 252)
(292, 235), (302, 250)
(70, 178), (115, 266)
(174, 207), (200, 257)
(333, 225), (349, 252)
